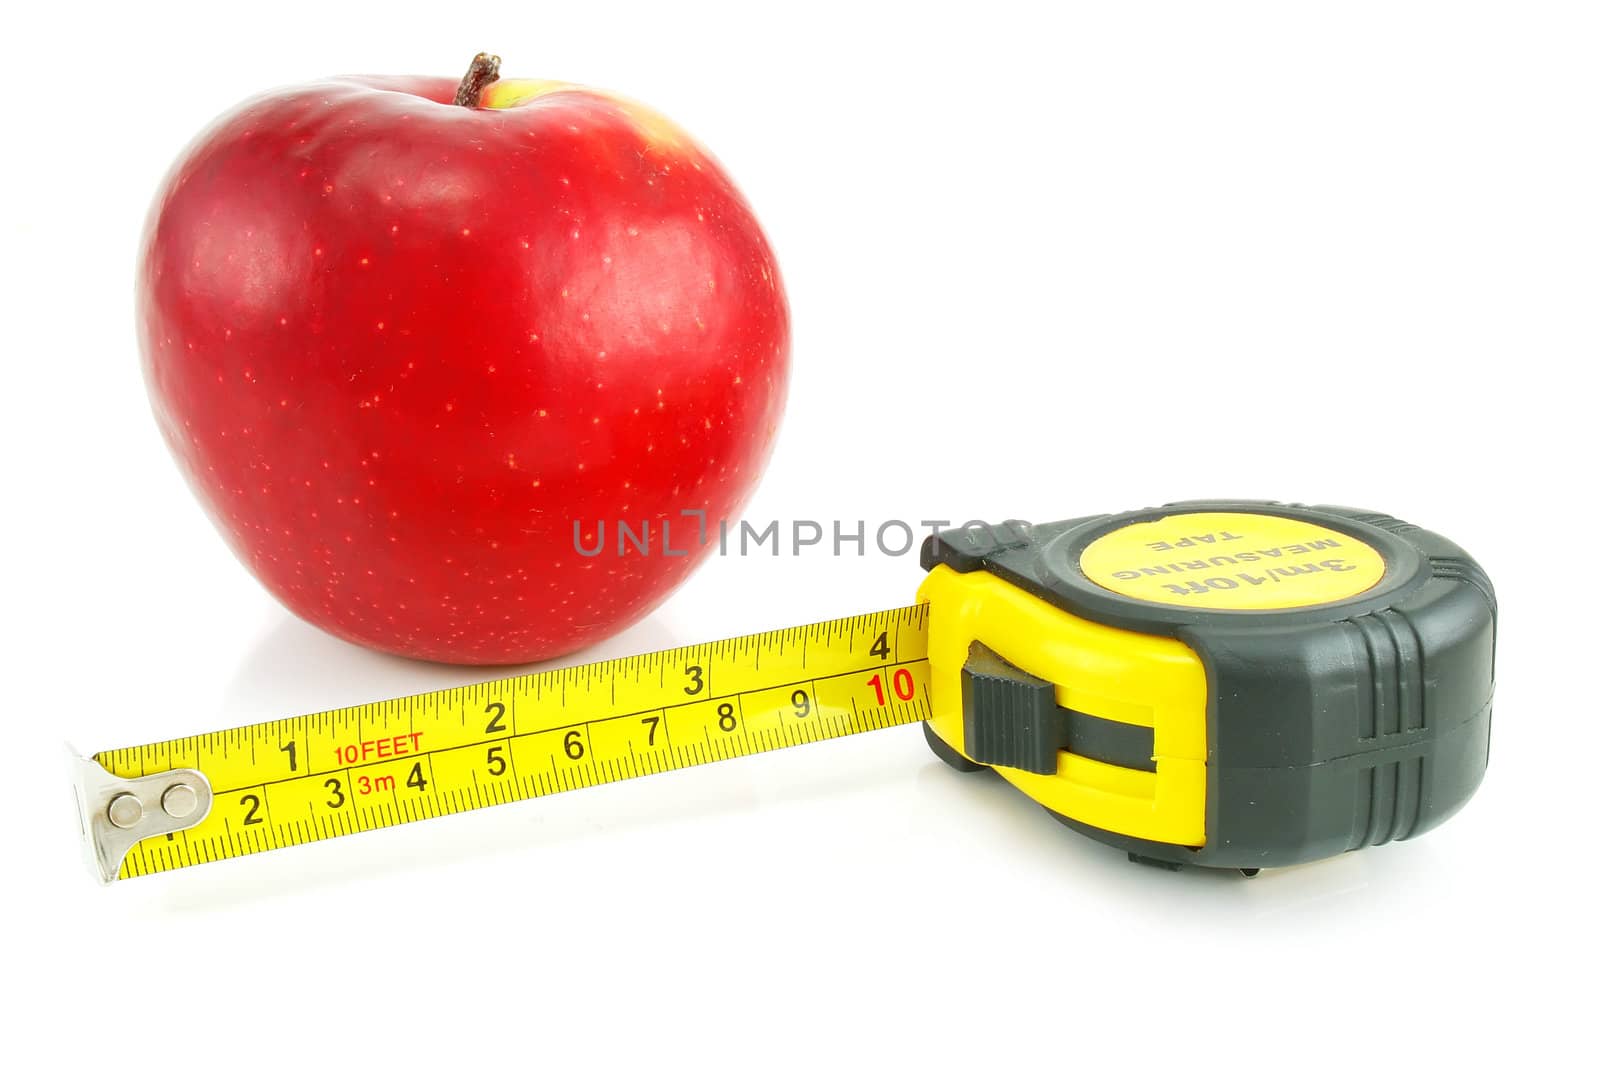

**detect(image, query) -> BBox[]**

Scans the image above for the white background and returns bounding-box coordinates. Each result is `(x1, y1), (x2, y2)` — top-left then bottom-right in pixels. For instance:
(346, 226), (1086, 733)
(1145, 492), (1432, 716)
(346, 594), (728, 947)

(5, 1), (1595, 1061)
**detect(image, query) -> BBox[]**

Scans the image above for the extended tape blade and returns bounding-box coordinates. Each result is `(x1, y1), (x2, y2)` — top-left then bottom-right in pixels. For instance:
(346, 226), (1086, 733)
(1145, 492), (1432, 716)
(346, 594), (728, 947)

(84, 604), (931, 881)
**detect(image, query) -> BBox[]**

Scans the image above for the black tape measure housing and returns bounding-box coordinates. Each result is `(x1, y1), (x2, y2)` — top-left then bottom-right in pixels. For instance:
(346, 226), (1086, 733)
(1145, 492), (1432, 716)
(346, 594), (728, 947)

(919, 502), (1496, 871)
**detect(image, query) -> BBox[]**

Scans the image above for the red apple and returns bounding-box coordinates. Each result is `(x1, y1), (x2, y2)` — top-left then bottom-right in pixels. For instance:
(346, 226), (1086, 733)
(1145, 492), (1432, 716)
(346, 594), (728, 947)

(138, 56), (789, 664)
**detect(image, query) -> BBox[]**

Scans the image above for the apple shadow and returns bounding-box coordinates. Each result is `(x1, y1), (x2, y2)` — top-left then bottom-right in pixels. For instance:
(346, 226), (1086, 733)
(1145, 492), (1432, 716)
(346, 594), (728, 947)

(220, 609), (685, 727)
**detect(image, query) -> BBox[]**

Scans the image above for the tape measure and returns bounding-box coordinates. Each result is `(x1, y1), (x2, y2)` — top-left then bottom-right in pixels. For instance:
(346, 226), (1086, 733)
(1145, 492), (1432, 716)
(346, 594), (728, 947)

(73, 501), (1496, 881)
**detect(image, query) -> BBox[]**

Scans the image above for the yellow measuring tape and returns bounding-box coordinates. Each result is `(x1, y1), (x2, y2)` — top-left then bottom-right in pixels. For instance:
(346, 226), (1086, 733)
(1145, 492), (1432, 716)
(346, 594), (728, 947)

(81, 605), (930, 881)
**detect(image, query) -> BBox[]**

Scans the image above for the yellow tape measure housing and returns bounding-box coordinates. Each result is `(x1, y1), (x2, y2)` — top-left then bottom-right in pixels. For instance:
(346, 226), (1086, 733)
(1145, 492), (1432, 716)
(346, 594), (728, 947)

(918, 565), (1208, 847)
(914, 502), (1495, 871)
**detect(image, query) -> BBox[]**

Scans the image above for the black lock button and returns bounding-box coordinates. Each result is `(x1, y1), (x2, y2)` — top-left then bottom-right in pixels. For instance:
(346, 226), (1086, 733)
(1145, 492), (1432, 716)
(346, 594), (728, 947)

(961, 642), (1156, 775)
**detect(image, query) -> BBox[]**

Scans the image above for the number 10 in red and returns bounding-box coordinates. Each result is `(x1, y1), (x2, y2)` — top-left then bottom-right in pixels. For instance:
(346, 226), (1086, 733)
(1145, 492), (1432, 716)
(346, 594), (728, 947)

(866, 669), (916, 705)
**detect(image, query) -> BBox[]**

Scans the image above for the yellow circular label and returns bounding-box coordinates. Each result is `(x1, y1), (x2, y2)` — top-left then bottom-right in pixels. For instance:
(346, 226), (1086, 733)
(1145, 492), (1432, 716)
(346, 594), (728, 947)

(1079, 511), (1386, 610)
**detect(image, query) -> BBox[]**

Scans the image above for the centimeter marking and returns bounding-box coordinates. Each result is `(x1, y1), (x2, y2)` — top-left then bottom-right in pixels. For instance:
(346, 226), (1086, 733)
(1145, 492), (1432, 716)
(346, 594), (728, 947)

(95, 604), (932, 880)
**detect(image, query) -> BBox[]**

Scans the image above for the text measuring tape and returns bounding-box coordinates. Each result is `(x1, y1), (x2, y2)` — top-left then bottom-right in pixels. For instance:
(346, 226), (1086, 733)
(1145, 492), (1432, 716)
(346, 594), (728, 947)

(74, 501), (1498, 880)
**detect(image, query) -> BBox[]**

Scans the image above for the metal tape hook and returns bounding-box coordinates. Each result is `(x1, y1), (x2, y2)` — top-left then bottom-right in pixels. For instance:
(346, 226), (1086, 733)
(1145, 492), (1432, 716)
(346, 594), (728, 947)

(68, 747), (212, 884)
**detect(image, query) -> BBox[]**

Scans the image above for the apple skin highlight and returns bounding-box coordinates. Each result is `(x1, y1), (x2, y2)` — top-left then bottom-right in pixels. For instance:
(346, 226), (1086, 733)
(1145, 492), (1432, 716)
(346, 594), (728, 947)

(138, 71), (790, 664)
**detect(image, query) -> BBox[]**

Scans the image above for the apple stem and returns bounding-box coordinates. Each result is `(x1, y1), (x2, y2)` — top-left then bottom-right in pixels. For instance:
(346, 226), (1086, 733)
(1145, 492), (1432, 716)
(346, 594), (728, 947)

(454, 53), (502, 107)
